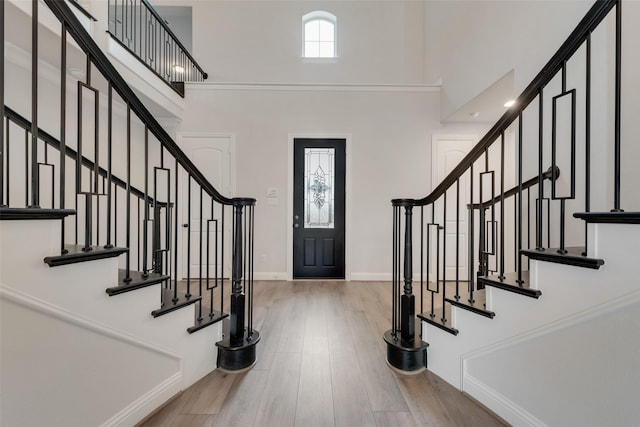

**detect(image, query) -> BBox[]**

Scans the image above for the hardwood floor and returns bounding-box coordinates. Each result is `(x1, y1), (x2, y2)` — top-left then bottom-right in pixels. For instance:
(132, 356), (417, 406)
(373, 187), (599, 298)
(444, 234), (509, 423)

(139, 281), (507, 427)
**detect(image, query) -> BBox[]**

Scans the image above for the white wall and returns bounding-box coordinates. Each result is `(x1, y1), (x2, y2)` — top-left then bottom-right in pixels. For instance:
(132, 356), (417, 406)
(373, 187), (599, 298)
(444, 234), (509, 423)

(178, 85), (489, 279)
(424, 0), (593, 120)
(154, 0), (426, 85)
(0, 219), (221, 427)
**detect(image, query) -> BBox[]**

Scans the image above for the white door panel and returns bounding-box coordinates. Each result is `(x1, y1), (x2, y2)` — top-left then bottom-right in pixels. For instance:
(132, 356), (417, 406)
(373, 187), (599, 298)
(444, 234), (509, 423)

(432, 136), (475, 281)
(179, 134), (233, 279)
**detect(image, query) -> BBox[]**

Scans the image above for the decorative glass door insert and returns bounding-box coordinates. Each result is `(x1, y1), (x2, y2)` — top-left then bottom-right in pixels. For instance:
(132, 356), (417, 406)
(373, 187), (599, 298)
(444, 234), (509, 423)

(304, 148), (335, 228)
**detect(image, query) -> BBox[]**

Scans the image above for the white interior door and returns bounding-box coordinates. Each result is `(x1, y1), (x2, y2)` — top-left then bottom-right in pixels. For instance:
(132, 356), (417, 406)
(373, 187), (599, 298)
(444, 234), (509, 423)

(432, 135), (475, 282)
(179, 134), (234, 279)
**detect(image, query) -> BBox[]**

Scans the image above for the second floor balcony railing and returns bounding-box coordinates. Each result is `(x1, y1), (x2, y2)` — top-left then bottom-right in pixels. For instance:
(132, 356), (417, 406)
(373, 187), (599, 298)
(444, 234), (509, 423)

(108, 0), (208, 96)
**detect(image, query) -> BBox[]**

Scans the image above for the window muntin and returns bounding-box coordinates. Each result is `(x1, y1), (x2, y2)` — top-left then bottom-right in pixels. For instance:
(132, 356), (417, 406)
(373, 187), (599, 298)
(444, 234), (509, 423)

(303, 12), (336, 58)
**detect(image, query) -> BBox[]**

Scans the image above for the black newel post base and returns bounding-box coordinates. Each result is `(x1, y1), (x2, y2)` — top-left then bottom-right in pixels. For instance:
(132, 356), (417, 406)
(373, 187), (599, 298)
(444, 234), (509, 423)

(216, 322), (261, 372)
(383, 328), (428, 373)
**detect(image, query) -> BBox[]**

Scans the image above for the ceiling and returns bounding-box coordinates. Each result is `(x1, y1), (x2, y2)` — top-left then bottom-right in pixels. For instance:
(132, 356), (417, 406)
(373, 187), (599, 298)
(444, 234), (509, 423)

(443, 70), (515, 124)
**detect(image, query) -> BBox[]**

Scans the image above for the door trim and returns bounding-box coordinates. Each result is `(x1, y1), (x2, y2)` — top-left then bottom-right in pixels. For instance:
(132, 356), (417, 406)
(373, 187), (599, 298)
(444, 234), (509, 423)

(287, 134), (352, 281)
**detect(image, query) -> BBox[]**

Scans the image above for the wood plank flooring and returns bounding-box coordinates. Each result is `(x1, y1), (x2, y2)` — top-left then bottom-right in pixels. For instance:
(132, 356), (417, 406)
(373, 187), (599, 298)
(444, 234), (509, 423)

(139, 281), (506, 427)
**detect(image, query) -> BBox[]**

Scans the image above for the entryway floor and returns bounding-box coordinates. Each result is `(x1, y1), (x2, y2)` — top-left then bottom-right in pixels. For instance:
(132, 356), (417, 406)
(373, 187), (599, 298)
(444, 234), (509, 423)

(139, 281), (506, 427)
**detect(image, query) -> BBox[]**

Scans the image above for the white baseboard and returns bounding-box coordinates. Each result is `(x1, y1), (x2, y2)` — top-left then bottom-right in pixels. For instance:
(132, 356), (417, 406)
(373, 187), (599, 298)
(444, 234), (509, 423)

(349, 273), (392, 281)
(253, 272), (288, 280)
(252, 272), (392, 281)
(101, 372), (183, 427)
(463, 374), (547, 427)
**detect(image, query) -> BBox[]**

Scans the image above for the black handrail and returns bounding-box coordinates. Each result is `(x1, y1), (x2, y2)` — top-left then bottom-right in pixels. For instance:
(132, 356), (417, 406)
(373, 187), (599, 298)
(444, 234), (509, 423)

(415, 0), (616, 207)
(45, 0), (233, 206)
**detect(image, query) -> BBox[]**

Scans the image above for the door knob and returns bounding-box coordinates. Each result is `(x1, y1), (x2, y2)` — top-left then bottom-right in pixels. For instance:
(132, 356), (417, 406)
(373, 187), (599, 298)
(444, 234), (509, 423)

(182, 223), (189, 228)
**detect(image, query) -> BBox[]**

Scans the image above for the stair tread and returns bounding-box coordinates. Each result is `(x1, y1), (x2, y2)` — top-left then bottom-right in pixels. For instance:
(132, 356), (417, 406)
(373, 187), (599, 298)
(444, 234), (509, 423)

(44, 244), (128, 267)
(0, 207), (76, 220)
(521, 246), (604, 269)
(574, 211), (640, 224)
(151, 288), (201, 318)
(446, 288), (495, 319)
(479, 271), (542, 299)
(418, 305), (459, 336)
(106, 269), (170, 296)
(187, 309), (228, 334)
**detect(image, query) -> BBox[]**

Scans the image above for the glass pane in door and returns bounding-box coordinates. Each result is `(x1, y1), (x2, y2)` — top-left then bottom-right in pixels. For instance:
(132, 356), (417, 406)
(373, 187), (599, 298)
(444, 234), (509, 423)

(304, 148), (335, 228)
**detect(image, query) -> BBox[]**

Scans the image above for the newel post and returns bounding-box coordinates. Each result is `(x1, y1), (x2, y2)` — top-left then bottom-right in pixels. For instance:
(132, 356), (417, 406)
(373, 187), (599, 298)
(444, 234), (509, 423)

(215, 198), (260, 371)
(384, 199), (428, 373)
(400, 204), (415, 344)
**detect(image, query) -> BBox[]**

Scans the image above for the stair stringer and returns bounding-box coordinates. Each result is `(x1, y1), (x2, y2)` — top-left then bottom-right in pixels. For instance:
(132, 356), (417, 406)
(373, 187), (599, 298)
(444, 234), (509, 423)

(0, 219), (222, 427)
(422, 222), (639, 426)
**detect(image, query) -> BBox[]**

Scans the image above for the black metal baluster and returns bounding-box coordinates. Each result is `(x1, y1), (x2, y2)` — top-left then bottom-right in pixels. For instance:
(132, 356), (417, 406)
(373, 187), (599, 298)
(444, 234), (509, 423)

(426, 206), (433, 317)
(517, 114), (524, 283)
(123, 107), (131, 283)
(584, 33), (591, 255)
(249, 204), (255, 336)
(499, 131), (505, 278)
(207, 201), (213, 316)
(0, 117), (5, 207)
(613, 0), (622, 212)
(114, 182), (118, 246)
(24, 129), (29, 207)
(83, 192), (92, 251)
(513, 193), (517, 274)
(198, 186), (203, 321)
(527, 186), (531, 262)
(186, 175), (191, 298)
(30, 0), (39, 208)
(469, 163), (474, 300)
(93, 77), (99, 246)
(59, 25), (67, 251)
(243, 202), (248, 330)
(0, 0), (4, 207)
(419, 205), (424, 314)
(143, 126), (149, 274)
(105, 83), (114, 248)
(537, 89), (544, 250)
(221, 204), (225, 314)
(455, 179), (460, 300)
(172, 159), (179, 303)
(214, 207), (219, 314)
(5, 120), (8, 206)
(392, 204), (398, 335)
(137, 197), (141, 268)
(441, 192), (447, 322)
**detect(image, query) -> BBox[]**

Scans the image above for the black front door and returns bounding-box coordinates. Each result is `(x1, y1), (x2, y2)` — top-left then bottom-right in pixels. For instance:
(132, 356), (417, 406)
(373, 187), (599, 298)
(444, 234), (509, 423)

(293, 138), (346, 278)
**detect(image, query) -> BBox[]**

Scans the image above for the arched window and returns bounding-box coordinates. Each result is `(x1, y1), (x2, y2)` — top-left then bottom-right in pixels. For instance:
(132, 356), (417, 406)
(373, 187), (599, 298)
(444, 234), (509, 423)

(302, 11), (336, 58)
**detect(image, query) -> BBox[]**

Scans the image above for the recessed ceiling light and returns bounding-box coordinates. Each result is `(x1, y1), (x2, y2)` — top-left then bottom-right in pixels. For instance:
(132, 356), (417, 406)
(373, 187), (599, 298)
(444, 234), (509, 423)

(504, 100), (516, 108)
(470, 112), (480, 118)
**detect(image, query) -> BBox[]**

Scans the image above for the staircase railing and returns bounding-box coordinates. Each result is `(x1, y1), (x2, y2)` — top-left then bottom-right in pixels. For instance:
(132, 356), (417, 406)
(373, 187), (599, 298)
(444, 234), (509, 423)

(1, 0), (256, 369)
(385, 0), (625, 371)
(107, 0), (208, 96)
